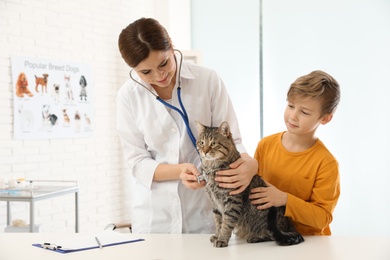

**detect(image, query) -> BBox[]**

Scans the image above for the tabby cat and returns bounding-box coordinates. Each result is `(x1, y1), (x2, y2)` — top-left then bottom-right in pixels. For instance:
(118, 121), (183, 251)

(195, 121), (304, 248)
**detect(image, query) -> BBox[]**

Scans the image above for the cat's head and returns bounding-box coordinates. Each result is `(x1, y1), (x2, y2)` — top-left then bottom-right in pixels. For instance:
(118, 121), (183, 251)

(195, 121), (235, 161)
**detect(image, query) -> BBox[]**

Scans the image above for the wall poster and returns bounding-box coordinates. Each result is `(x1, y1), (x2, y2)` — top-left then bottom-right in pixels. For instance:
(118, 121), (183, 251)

(11, 56), (93, 139)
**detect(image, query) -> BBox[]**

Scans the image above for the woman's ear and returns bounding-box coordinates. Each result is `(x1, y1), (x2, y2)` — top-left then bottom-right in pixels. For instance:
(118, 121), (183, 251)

(320, 114), (333, 125)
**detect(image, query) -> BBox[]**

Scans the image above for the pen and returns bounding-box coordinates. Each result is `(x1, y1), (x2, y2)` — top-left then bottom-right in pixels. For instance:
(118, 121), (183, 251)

(95, 236), (103, 249)
(41, 243), (61, 250)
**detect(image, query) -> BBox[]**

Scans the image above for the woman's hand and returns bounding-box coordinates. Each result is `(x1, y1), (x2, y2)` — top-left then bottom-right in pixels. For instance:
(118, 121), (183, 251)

(214, 153), (258, 195)
(249, 180), (287, 209)
(179, 163), (206, 190)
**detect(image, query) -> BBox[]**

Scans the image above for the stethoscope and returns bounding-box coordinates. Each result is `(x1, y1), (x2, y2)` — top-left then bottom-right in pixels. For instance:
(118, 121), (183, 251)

(129, 49), (197, 149)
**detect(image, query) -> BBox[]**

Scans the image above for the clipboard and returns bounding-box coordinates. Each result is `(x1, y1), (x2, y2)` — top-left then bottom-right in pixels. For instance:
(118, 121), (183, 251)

(32, 230), (144, 254)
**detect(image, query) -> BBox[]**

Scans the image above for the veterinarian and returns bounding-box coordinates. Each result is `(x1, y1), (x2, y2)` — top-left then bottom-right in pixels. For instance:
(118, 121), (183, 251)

(117, 17), (258, 234)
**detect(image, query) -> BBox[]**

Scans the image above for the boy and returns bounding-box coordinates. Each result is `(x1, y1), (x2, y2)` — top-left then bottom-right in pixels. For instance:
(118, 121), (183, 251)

(250, 70), (340, 235)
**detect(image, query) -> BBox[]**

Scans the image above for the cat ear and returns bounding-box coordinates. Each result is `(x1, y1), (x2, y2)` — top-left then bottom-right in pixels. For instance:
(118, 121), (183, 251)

(195, 120), (205, 134)
(219, 121), (231, 138)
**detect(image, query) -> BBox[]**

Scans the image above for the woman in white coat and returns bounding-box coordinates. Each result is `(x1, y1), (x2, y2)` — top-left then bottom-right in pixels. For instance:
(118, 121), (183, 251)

(117, 17), (258, 233)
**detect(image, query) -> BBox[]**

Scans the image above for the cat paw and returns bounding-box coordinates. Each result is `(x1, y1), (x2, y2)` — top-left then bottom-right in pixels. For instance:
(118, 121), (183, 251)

(213, 240), (229, 248)
(210, 235), (218, 243)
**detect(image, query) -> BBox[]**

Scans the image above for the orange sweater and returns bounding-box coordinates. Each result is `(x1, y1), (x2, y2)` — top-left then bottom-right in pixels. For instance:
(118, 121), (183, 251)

(254, 132), (340, 235)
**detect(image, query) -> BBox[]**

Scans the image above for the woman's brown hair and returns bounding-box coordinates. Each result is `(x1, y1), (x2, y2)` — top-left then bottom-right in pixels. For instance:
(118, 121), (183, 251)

(118, 17), (173, 68)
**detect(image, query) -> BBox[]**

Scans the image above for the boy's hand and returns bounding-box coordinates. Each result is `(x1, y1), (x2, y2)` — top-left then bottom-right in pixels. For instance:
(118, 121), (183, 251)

(249, 180), (288, 209)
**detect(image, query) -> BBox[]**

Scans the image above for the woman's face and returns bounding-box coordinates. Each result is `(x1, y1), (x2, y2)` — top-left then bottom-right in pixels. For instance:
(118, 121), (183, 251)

(134, 49), (176, 89)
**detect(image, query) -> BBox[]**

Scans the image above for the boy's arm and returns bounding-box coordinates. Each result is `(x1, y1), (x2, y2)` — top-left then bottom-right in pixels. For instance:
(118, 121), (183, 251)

(284, 161), (340, 230)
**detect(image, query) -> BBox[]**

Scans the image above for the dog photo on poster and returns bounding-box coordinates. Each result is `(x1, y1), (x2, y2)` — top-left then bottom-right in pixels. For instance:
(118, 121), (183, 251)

(11, 56), (93, 139)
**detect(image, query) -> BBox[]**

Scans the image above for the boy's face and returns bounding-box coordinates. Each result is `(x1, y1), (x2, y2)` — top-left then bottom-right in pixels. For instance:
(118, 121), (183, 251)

(284, 97), (331, 135)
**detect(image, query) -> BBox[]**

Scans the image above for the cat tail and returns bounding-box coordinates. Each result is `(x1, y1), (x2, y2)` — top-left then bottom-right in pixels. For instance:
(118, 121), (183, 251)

(267, 207), (304, 246)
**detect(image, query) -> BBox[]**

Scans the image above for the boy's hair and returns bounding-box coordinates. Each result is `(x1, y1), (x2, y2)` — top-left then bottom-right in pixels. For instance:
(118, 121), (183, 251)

(287, 70), (340, 117)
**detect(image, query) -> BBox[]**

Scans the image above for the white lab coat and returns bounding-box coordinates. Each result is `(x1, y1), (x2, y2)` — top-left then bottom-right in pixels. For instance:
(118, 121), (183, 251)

(116, 56), (246, 233)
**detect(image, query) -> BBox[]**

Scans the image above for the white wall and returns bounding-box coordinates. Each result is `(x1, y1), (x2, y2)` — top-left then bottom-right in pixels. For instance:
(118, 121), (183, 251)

(191, 0), (260, 156)
(262, 0), (390, 235)
(154, 0), (192, 50)
(0, 0), (154, 233)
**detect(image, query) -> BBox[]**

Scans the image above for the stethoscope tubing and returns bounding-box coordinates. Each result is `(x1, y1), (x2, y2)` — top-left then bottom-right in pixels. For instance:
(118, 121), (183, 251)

(156, 89), (197, 148)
